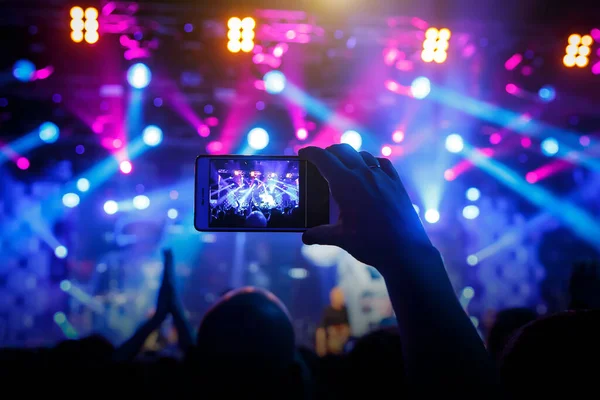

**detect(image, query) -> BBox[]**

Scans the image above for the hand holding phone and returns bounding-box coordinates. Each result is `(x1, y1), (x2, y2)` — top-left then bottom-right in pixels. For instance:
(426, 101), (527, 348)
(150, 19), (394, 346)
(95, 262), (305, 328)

(194, 156), (335, 232)
(299, 144), (434, 270)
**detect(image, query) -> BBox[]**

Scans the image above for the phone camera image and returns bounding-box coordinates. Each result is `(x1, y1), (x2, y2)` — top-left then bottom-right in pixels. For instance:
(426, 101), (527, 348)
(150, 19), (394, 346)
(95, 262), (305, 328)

(209, 159), (304, 229)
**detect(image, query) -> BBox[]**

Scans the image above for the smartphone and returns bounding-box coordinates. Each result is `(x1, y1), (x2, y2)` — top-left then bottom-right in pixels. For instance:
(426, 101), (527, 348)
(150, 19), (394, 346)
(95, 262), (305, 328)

(194, 155), (335, 232)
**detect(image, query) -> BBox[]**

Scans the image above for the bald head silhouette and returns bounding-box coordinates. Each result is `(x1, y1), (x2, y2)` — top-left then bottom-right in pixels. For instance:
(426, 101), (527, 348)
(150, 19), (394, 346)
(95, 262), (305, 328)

(195, 287), (295, 369)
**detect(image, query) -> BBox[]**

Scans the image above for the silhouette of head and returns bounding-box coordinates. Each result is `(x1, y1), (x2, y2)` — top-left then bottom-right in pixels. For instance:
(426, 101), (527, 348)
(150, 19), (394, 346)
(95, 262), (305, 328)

(487, 308), (537, 362)
(195, 287), (295, 370)
(330, 286), (345, 309)
(501, 310), (600, 395)
(346, 327), (404, 395)
(246, 211), (267, 227)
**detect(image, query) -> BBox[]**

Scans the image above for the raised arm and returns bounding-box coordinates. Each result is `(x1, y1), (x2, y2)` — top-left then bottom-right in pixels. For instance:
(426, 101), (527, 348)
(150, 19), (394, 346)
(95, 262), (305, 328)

(113, 250), (172, 362)
(300, 145), (498, 386)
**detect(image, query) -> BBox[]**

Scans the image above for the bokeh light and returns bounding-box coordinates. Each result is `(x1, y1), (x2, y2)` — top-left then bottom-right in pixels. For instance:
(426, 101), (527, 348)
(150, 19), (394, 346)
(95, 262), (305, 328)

(466, 187), (481, 201)
(340, 130), (362, 151)
(103, 200), (119, 215)
(62, 193), (80, 208)
(381, 145), (392, 157)
(445, 133), (464, 153)
(263, 70), (286, 94)
(392, 130), (404, 143)
(247, 128), (270, 150)
(127, 63), (152, 89)
(167, 208), (179, 219)
(462, 205), (480, 220)
(76, 178), (90, 192)
(16, 157), (30, 170)
(133, 195), (150, 210)
(296, 128), (308, 140)
(142, 125), (163, 146)
(13, 59), (36, 82)
(410, 76), (431, 99)
(538, 85), (556, 102)
(462, 286), (475, 299)
(39, 122), (60, 143)
(467, 255), (478, 266)
(54, 246), (68, 259)
(541, 137), (559, 156)
(424, 209), (440, 224)
(120, 160), (133, 174)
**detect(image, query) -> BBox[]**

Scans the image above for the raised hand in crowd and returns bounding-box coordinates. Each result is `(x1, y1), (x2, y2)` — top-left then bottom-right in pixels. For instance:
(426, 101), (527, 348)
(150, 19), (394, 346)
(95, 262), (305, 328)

(300, 144), (498, 387)
(569, 259), (600, 310)
(114, 249), (193, 361)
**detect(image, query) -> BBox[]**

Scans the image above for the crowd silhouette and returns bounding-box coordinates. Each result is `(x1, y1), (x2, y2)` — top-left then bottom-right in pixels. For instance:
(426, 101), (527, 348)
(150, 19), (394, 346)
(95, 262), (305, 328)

(1, 144), (599, 398)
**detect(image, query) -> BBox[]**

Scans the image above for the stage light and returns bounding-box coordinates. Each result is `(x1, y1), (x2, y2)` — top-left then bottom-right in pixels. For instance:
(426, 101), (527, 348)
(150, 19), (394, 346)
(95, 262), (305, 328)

(575, 56), (589, 67)
(381, 146), (392, 157)
(228, 16), (255, 53)
(392, 130), (405, 143)
(39, 122), (60, 143)
(103, 200), (119, 215)
(340, 130), (362, 151)
(564, 33), (593, 68)
(76, 178), (90, 192)
(142, 125), (163, 146)
(60, 280), (72, 291)
(133, 195), (150, 210)
(127, 63), (152, 89)
(296, 128), (308, 140)
(263, 70), (286, 94)
(120, 160), (133, 174)
(445, 133), (464, 153)
(462, 286), (475, 299)
(62, 193), (80, 208)
(422, 27), (450, 63)
(16, 157), (30, 170)
(541, 137), (559, 156)
(53, 312), (66, 324)
(13, 59), (35, 82)
(467, 255), (478, 266)
(410, 77), (431, 99)
(466, 187), (480, 201)
(424, 209), (440, 224)
(70, 6), (98, 44)
(538, 85), (556, 102)
(247, 127), (270, 150)
(462, 205), (480, 220)
(167, 208), (179, 219)
(54, 246), (68, 259)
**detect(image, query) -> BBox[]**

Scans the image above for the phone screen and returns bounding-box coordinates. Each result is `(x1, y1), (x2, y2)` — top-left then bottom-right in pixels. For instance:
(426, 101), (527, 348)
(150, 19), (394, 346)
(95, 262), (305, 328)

(209, 158), (304, 229)
(195, 156), (331, 232)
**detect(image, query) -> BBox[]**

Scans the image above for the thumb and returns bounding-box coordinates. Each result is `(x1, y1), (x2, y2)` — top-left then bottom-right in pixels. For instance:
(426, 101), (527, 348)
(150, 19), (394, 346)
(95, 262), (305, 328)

(303, 224), (343, 248)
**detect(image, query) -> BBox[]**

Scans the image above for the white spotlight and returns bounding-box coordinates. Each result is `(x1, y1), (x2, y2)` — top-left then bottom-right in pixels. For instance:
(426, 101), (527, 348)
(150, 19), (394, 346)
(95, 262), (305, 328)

(142, 125), (163, 147)
(62, 193), (80, 208)
(445, 134), (464, 153)
(340, 130), (362, 150)
(462, 205), (480, 220)
(54, 246), (68, 259)
(76, 178), (90, 192)
(424, 209), (440, 224)
(167, 208), (179, 219)
(103, 200), (119, 215)
(247, 128), (270, 150)
(133, 195), (150, 210)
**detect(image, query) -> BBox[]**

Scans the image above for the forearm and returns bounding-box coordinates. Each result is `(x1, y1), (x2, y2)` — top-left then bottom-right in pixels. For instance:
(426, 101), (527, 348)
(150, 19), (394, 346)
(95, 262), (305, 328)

(382, 247), (497, 385)
(113, 316), (163, 362)
(172, 304), (195, 353)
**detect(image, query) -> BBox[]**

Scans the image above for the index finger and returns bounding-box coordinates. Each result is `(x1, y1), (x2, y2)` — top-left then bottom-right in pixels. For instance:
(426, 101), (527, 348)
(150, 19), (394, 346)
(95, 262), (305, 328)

(299, 146), (348, 182)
